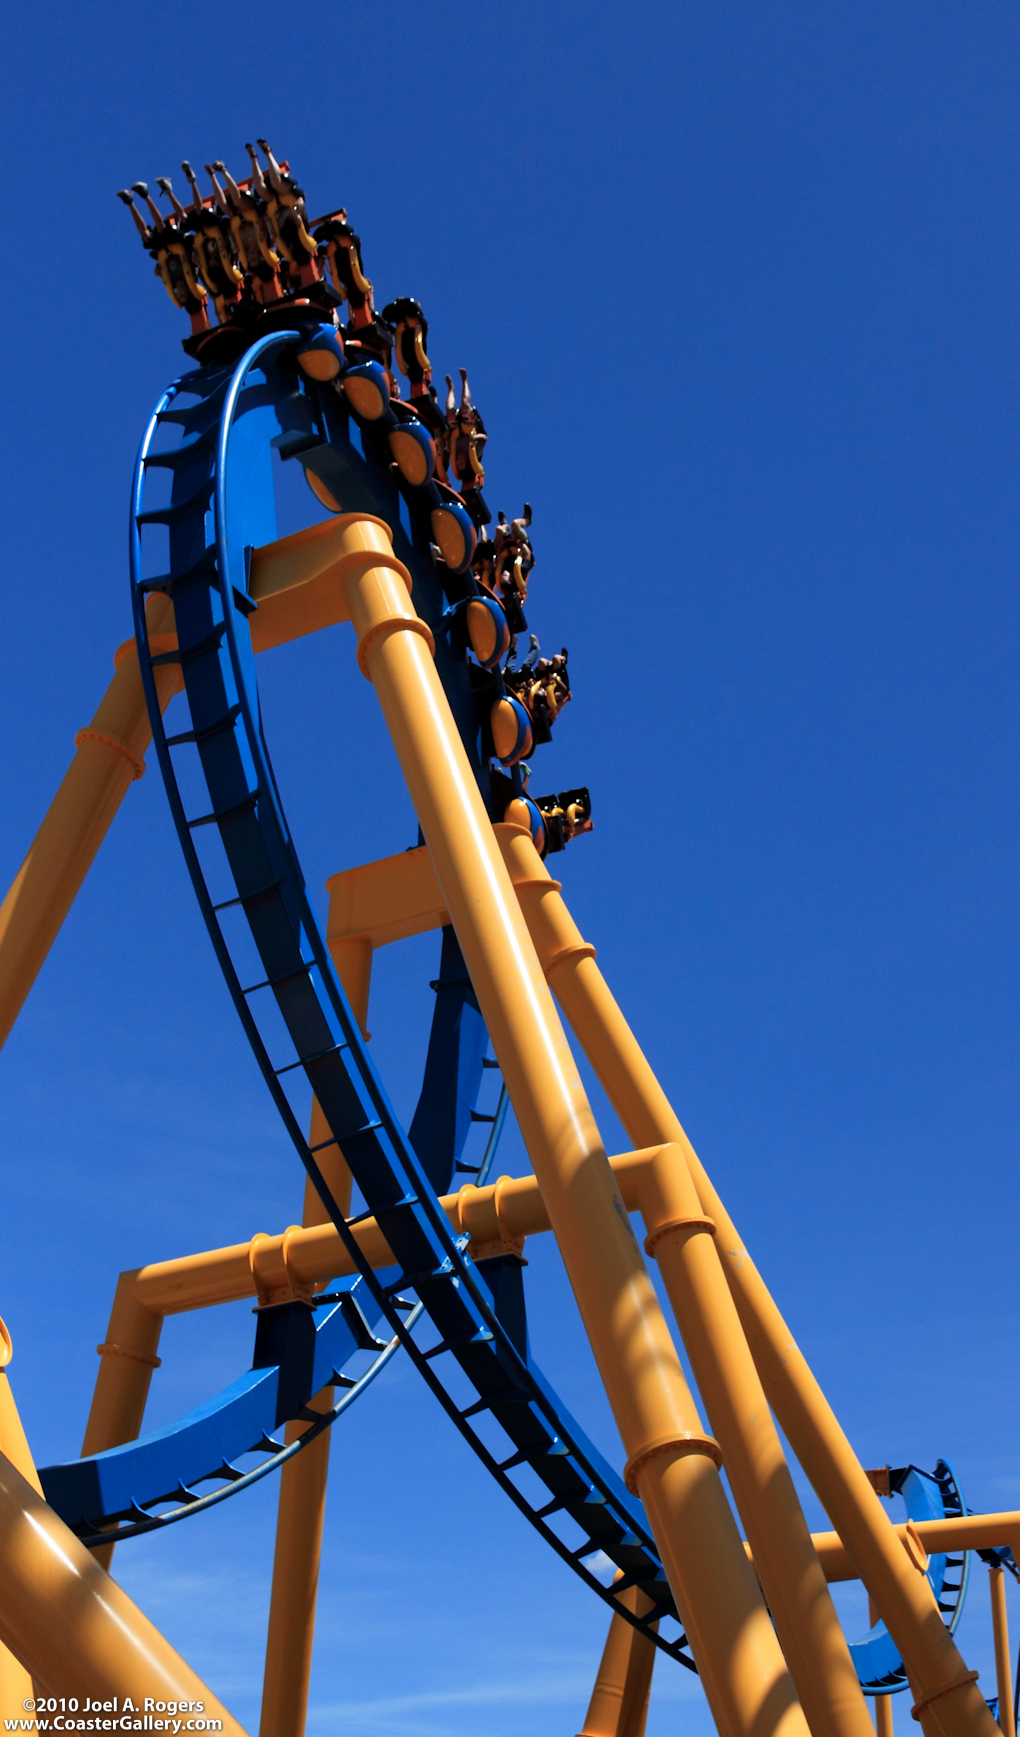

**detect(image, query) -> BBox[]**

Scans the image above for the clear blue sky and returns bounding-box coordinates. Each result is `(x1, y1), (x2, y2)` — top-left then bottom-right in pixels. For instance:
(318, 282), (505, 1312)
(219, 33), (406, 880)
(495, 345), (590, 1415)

(1, 3), (1017, 1733)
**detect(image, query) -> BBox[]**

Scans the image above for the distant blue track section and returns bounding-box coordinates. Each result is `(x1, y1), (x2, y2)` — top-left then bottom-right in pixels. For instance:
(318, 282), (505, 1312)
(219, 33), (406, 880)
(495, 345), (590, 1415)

(37, 331), (980, 1688)
(41, 1275), (399, 1536)
(849, 1460), (971, 1694)
(114, 336), (697, 1668)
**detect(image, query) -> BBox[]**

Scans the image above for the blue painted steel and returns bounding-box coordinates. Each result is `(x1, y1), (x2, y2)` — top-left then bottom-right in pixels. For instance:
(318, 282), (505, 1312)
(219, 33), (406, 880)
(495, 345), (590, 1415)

(294, 324), (346, 379)
(389, 417), (436, 486)
(409, 926), (488, 1194)
(40, 1277), (391, 1533)
(342, 361), (390, 420)
(495, 694), (533, 766)
(429, 498), (477, 572)
(850, 1460), (971, 1694)
(128, 337), (695, 1668)
(516, 796), (547, 854)
(475, 1081), (511, 1187)
(468, 593), (512, 669)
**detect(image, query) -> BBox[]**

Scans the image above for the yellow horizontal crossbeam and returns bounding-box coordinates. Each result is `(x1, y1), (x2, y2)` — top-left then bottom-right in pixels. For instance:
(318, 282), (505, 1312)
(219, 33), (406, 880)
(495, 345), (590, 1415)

(798, 1516), (1020, 1582)
(126, 1145), (661, 1315)
(326, 846), (448, 951)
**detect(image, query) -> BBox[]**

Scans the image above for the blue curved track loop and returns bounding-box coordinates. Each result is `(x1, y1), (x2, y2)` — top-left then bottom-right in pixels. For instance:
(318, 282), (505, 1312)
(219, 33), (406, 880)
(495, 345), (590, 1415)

(850, 1460), (971, 1694)
(41, 1279), (419, 1541)
(119, 334), (697, 1670)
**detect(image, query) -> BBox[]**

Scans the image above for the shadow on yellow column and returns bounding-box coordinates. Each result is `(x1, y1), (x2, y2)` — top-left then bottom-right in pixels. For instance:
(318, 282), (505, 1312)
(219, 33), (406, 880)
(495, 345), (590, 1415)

(0, 1320), (40, 1718)
(495, 822), (997, 1737)
(302, 512), (810, 1737)
(0, 1316), (244, 1727)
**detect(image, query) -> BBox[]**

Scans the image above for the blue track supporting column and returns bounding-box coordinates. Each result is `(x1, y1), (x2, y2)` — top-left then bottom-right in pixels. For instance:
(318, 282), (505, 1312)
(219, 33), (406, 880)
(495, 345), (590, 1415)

(409, 927), (488, 1195)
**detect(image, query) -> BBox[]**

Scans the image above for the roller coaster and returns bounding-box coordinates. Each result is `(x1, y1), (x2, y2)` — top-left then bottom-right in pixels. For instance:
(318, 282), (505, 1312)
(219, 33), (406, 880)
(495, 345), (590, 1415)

(0, 142), (1016, 1737)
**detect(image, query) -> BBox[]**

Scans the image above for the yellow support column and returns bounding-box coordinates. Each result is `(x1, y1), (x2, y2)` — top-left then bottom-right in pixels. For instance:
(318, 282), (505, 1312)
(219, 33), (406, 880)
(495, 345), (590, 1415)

(315, 514), (807, 1737)
(989, 1568), (1014, 1737)
(868, 1601), (896, 1737)
(79, 1276), (164, 1571)
(0, 1322), (38, 1718)
(0, 1445), (246, 1724)
(495, 825), (997, 1737)
(629, 1139), (872, 1737)
(495, 825), (869, 1737)
(260, 1107), (353, 1737)
(578, 1583), (657, 1737)
(0, 595), (181, 1051)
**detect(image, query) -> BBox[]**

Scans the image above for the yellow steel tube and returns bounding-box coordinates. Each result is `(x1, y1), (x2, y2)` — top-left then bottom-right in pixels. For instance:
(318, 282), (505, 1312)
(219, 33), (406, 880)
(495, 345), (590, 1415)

(0, 1378), (42, 1504)
(578, 1583), (657, 1737)
(82, 1279), (164, 1455)
(326, 516), (806, 1737)
(868, 1600), (896, 1737)
(0, 1449), (245, 1724)
(80, 1277), (164, 1571)
(260, 1127), (353, 1737)
(807, 1520), (1020, 1583)
(0, 520), (371, 1057)
(0, 596), (181, 1051)
(259, 1390), (334, 1737)
(686, 1170), (994, 1737)
(496, 828), (996, 1737)
(495, 829), (869, 1737)
(634, 1142), (872, 1737)
(989, 1569), (1015, 1737)
(0, 1333), (39, 1715)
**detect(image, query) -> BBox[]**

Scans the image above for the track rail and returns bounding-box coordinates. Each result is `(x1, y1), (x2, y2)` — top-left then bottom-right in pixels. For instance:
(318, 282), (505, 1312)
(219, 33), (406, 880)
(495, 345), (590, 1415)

(46, 1291), (423, 1544)
(129, 335), (696, 1668)
(850, 1459), (972, 1694)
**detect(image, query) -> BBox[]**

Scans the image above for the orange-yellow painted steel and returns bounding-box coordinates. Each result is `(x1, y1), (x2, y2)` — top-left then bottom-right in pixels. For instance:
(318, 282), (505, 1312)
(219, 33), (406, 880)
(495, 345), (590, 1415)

(312, 513), (808, 1737)
(80, 1276), (164, 1571)
(0, 1447), (246, 1724)
(259, 1389), (335, 1737)
(632, 1142), (872, 1737)
(988, 1569), (1014, 1737)
(865, 1604), (896, 1737)
(325, 845), (449, 951)
(247, 518), (354, 652)
(0, 593), (181, 1051)
(260, 1129), (354, 1737)
(494, 824), (997, 1737)
(7, 494), (1001, 1731)
(0, 526), (379, 1060)
(807, 1519), (1020, 1583)
(494, 827), (870, 1737)
(578, 1582), (657, 1737)
(0, 1328), (39, 1717)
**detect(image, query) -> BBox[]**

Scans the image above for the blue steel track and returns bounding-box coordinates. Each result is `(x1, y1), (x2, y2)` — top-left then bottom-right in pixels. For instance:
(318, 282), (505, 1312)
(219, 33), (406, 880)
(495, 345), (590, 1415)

(39, 329), (977, 1690)
(123, 332), (694, 1668)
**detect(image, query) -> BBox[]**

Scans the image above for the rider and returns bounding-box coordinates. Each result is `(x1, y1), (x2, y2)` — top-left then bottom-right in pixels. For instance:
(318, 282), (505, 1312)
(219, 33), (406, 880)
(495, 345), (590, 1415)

(175, 166), (245, 326)
(207, 161), (284, 307)
(493, 504), (534, 615)
(445, 369), (491, 531)
(250, 140), (322, 292)
(116, 181), (210, 335)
